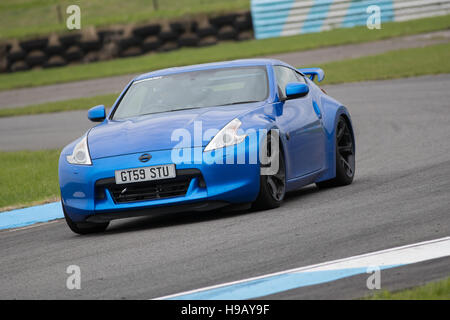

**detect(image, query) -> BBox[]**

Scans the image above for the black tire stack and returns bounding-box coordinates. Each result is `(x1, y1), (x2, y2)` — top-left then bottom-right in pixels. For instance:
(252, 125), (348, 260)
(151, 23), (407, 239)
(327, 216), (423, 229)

(0, 11), (254, 74)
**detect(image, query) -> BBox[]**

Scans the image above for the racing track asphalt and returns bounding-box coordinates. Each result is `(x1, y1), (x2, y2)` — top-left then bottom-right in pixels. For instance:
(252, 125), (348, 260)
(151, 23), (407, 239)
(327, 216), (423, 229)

(0, 74), (449, 299)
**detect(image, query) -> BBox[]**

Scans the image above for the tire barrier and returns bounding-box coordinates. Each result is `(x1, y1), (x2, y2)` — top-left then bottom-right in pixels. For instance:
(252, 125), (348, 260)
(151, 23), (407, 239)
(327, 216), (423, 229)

(0, 11), (253, 74)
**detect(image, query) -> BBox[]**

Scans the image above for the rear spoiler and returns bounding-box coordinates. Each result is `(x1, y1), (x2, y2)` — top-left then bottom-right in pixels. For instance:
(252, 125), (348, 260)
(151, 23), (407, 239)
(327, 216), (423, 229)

(298, 68), (325, 82)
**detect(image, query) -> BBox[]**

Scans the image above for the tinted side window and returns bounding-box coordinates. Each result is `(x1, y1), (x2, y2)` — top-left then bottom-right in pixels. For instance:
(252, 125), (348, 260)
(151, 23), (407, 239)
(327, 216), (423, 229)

(274, 66), (306, 99)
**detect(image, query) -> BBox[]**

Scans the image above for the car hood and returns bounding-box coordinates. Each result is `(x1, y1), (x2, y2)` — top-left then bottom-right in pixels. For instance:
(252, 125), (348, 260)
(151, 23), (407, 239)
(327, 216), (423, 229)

(87, 103), (262, 159)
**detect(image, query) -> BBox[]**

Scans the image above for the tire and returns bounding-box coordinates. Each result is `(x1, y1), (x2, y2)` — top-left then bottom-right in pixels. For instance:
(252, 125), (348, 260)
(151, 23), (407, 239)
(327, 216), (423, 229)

(253, 134), (286, 210)
(62, 202), (109, 235)
(317, 116), (355, 188)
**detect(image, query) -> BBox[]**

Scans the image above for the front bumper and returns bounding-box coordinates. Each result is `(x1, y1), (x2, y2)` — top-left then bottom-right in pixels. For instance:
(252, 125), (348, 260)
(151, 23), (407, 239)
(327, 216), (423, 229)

(59, 146), (260, 222)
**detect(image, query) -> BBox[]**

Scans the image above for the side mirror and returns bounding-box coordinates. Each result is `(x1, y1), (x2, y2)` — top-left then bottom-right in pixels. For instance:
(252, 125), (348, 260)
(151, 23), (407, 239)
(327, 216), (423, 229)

(285, 83), (309, 100)
(88, 105), (106, 122)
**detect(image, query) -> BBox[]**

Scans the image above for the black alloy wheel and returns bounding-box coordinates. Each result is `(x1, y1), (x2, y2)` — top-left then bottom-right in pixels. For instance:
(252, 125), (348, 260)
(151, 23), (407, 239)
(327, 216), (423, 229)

(253, 134), (286, 209)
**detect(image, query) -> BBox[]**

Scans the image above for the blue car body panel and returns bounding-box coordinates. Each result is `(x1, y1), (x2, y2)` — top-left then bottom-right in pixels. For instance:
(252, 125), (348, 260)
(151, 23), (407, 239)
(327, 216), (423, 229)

(59, 59), (354, 222)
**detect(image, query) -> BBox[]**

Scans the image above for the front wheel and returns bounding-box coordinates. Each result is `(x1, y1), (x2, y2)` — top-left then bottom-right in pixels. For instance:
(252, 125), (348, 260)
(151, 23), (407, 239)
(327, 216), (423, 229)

(62, 202), (109, 235)
(253, 135), (286, 210)
(317, 116), (355, 188)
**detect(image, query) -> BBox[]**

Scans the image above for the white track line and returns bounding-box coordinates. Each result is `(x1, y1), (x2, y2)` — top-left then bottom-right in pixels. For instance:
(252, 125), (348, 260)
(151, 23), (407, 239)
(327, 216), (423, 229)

(154, 236), (450, 300)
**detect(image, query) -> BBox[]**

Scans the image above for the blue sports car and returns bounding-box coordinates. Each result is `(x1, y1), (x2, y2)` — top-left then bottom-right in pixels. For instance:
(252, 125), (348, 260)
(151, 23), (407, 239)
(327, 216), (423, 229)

(59, 59), (355, 234)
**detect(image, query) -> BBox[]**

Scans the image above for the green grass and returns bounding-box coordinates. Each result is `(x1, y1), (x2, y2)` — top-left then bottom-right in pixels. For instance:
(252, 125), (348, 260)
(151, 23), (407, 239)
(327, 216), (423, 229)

(1, 14), (449, 91)
(366, 277), (450, 299)
(0, 149), (61, 210)
(2, 42), (449, 118)
(0, 93), (117, 118)
(0, 0), (250, 40)
(319, 42), (450, 84)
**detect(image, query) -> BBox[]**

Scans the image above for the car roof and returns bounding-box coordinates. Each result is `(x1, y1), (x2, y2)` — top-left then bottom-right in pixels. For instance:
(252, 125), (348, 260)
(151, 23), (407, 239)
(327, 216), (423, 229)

(133, 58), (292, 81)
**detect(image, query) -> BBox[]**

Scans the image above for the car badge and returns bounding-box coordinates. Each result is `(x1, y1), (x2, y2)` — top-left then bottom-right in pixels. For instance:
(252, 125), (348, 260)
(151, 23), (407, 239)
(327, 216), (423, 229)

(139, 153), (152, 162)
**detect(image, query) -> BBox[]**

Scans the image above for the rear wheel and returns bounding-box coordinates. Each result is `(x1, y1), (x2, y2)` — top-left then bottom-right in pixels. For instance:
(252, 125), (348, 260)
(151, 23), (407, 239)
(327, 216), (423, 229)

(253, 135), (286, 210)
(62, 202), (109, 235)
(317, 116), (355, 188)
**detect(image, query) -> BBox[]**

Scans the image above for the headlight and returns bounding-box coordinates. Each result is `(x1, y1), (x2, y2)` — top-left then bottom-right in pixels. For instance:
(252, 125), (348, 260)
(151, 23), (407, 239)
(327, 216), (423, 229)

(204, 118), (247, 152)
(66, 136), (92, 165)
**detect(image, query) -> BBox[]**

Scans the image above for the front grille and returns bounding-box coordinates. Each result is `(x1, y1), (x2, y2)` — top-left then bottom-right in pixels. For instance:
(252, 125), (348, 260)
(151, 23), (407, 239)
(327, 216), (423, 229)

(95, 169), (203, 204)
(109, 178), (190, 203)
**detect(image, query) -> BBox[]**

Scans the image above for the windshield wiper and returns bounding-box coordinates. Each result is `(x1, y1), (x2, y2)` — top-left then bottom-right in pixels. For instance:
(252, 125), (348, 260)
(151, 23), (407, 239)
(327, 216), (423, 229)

(138, 101), (260, 117)
(220, 100), (260, 106)
(139, 106), (201, 116)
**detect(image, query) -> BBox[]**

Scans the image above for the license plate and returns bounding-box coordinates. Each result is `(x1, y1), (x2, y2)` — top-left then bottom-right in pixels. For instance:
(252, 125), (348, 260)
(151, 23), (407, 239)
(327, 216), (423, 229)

(114, 164), (176, 185)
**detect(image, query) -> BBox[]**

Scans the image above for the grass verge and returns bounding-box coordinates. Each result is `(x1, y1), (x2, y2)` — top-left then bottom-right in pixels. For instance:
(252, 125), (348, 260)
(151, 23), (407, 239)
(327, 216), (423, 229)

(2, 42), (449, 118)
(0, 150), (61, 211)
(0, 0), (250, 40)
(366, 277), (450, 299)
(319, 42), (450, 84)
(0, 14), (449, 91)
(0, 93), (118, 118)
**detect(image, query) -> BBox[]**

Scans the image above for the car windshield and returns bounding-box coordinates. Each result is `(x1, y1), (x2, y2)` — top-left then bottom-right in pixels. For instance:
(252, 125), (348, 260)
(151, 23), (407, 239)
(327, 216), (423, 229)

(112, 66), (269, 120)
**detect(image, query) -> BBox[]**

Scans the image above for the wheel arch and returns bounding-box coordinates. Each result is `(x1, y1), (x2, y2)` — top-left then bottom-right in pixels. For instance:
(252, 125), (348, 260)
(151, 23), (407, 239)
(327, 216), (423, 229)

(317, 102), (355, 182)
